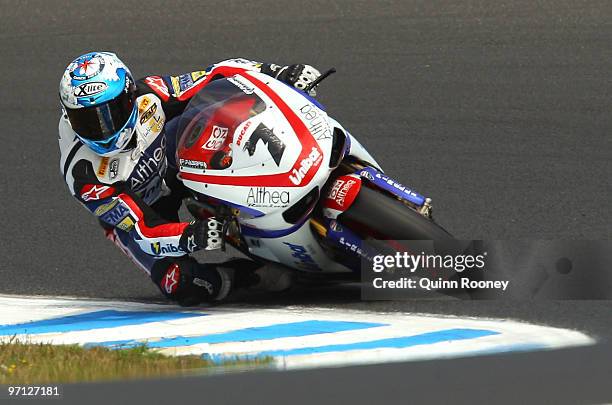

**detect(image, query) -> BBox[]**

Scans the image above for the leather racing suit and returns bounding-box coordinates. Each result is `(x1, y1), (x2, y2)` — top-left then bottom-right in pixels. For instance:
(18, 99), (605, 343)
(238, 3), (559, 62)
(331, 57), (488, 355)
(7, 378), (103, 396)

(58, 58), (312, 305)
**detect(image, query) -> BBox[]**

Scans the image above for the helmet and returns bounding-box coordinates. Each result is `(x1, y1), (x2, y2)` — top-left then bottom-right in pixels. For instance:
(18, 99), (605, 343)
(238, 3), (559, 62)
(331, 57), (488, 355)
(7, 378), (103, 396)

(59, 52), (137, 156)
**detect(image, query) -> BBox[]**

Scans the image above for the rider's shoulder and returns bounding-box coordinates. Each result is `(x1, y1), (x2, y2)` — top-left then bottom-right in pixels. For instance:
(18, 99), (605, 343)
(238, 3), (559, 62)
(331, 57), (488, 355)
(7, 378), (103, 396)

(58, 116), (131, 190)
(136, 76), (171, 101)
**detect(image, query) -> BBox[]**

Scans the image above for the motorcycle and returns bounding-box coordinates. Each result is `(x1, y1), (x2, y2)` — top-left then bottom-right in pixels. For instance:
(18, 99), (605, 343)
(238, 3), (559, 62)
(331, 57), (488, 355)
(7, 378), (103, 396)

(175, 69), (452, 281)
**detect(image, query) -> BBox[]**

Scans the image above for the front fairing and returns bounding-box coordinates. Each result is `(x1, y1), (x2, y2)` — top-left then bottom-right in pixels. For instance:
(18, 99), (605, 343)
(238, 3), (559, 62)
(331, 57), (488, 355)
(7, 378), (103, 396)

(176, 72), (335, 230)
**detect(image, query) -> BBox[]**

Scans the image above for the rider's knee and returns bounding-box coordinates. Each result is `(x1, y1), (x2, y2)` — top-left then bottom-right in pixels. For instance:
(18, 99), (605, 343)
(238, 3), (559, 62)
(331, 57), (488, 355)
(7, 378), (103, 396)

(150, 256), (224, 306)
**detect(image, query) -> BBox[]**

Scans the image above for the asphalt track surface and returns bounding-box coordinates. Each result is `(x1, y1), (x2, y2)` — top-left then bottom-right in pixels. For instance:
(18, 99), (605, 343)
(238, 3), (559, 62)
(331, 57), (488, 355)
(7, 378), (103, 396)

(1, 0), (611, 403)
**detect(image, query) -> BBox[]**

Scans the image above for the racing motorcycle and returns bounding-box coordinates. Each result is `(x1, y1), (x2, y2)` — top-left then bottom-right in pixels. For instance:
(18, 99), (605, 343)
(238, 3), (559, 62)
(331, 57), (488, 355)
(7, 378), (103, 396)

(175, 69), (452, 280)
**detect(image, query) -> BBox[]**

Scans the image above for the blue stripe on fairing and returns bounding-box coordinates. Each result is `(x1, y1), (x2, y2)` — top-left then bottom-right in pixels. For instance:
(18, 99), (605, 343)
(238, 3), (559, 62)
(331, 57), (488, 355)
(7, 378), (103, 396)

(358, 167), (426, 206)
(240, 219), (307, 239)
(279, 80), (326, 111)
(89, 320), (386, 349)
(0, 310), (205, 336)
(204, 328), (498, 361)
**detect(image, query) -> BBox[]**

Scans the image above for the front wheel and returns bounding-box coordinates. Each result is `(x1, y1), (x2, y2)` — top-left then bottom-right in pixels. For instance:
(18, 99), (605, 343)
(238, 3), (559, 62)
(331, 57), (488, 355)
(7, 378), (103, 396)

(338, 185), (453, 240)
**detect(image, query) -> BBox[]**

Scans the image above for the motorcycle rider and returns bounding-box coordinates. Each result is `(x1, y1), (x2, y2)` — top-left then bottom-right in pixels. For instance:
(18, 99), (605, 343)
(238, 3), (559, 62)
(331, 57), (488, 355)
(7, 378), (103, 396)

(58, 52), (321, 306)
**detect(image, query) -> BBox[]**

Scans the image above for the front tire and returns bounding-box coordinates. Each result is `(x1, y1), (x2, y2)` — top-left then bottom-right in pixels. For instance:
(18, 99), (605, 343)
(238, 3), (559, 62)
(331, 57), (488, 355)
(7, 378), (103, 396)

(339, 185), (453, 240)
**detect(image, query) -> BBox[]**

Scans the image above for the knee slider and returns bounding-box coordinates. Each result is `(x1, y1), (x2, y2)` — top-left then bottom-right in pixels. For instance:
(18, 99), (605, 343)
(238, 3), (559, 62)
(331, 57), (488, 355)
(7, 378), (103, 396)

(151, 257), (222, 305)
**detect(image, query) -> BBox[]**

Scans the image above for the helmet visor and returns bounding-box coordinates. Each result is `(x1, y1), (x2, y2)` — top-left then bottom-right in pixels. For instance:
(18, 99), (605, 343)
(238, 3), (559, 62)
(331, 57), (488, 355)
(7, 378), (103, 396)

(65, 89), (135, 141)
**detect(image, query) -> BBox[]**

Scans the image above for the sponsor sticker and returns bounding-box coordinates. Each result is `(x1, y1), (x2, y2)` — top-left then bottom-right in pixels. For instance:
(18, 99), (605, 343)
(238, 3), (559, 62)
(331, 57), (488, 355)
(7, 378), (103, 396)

(151, 242), (185, 255)
(324, 175), (361, 212)
(202, 126), (229, 151)
(359, 170), (375, 181)
(73, 81), (108, 97)
(289, 146), (323, 186)
(116, 216), (135, 232)
(170, 76), (181, 95)
(144, 76), (170, 100)
(129, 136), (166, 189)
(284, 242), (320, 271)
(93, 199), (119, 216)
(235, 120), (252, 146)
(329, 219), (343, 232)
(97, 157), (109, 177)
(99, 200), (130, 226)
(298, 103), (332, 141)
(81, 184), (114, 202)
(246, 187), (290, 208)
(162, 263), (180, 294)
(243, 123), (285, 166)
(227, 76), (254, 94)
(192, 277), (213, 294)
(328, 178), (358, 207)
(374, 172), (420, 199)
(109, 159), (119, 179)
(139, 103), (157, 125)
(178, 74), (194, 91)
(191, 70), (208, 81)
(138, 96), (151, 113)
(179, 159), (207, 170)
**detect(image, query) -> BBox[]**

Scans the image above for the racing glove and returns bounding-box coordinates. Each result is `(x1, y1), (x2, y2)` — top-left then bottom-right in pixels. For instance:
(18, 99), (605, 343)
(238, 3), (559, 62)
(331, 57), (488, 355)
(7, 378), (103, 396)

(273, 64), (321, 96)
(179, 217), (224, 253)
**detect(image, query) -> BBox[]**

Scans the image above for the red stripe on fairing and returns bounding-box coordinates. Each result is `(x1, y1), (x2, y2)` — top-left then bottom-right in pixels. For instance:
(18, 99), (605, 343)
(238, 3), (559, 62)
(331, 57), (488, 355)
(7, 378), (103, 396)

(178, 73), (323, 188)
(118, 193), (189, 238)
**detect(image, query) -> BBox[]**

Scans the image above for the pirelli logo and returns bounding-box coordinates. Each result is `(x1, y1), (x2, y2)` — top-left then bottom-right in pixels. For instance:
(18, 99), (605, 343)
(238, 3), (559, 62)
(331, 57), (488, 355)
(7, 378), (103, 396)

(97, 157), (109, 176)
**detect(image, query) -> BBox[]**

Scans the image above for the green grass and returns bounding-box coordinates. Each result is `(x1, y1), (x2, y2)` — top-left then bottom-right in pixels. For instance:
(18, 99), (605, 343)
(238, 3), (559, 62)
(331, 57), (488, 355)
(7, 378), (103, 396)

(0, 338), (265, 384)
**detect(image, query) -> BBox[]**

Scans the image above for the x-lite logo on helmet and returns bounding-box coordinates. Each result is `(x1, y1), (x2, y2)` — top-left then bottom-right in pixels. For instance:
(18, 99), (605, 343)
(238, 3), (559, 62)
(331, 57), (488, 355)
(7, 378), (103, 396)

(73, 82), (108, 97)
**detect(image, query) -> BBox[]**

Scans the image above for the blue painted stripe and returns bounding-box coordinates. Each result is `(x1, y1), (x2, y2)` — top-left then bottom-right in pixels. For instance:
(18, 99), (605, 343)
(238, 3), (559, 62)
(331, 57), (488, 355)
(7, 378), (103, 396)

(90, 320), (385, 349)
(280, 80), (326, 111)
(358, 167), (426, 206)
(205, 328), (498, 362)
(0, 310), (205, 336)
(240, 219), (307, 239)
(257, 328), (498, 357)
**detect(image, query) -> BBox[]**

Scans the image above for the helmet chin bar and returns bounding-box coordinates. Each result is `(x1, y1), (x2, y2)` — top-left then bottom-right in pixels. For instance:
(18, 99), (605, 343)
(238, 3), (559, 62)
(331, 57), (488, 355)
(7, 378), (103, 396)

(79, 105), (138, 156)
(76, 124), (135, 156)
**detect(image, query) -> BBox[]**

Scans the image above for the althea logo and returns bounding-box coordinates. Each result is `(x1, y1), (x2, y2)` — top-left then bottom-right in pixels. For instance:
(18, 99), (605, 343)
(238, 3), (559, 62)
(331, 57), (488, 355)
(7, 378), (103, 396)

(246, 187), (290, 207)
(289, 147), (322, 186)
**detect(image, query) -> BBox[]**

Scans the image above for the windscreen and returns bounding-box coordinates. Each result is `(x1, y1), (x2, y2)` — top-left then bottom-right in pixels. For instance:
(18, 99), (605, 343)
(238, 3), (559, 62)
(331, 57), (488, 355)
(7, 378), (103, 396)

(176, 77), (266, 170)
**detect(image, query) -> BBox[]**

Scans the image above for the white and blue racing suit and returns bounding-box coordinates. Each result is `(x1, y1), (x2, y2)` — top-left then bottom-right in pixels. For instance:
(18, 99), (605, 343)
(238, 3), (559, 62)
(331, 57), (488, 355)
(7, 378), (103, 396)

(58, 58), (309, 305)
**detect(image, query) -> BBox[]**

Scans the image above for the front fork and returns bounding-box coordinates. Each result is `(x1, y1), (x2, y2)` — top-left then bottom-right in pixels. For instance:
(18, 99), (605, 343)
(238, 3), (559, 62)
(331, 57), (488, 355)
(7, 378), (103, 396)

(309, 158), (434, 267)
